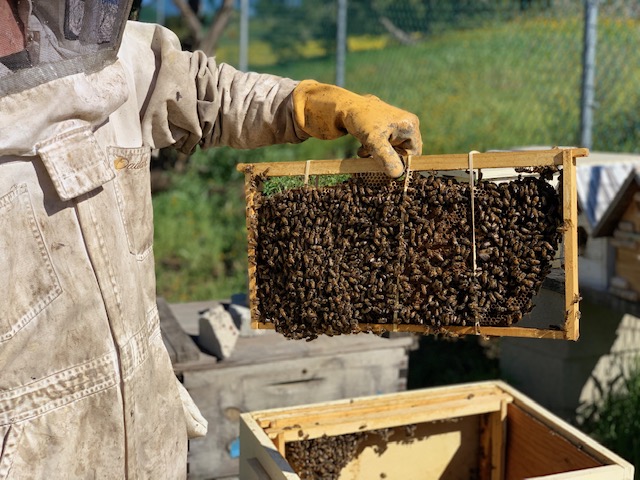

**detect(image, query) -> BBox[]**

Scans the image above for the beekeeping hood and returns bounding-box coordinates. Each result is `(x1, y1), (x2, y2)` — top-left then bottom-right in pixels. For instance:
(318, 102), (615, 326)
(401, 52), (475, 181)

(0, 0), (133, 96)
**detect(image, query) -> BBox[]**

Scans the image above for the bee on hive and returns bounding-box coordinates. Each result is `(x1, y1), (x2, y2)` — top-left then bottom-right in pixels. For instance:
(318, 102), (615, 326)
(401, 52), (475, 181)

(251, 168), (562, 340)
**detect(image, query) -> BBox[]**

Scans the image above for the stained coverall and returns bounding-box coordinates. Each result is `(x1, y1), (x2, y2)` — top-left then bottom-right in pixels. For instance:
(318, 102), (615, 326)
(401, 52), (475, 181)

(0, 0), (422, 477)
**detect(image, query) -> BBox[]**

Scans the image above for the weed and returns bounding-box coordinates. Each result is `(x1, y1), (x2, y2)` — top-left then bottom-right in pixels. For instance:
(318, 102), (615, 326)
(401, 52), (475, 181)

(577, 358), (640, 472)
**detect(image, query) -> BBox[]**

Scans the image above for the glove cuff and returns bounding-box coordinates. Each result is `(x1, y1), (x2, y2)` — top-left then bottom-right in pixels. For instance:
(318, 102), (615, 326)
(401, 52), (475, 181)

(292, 79), (357, 140)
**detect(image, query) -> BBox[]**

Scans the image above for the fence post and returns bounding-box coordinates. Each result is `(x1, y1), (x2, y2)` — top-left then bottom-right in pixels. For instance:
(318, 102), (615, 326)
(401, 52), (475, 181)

(580, 0), (599, 150)
(239, 0), (249, 71)
(336, 0), (348, 87)
(156, 0), (165, 25)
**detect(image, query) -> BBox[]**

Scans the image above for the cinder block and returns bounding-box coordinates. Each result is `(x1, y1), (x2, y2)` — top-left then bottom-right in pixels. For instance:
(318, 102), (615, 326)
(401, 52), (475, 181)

(228, 303), (263, 337)
(198, 304), (239, 360)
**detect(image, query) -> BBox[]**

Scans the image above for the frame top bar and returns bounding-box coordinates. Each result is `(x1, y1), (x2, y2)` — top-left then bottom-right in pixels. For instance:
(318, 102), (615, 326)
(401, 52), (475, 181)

(237, 148), (589, 177)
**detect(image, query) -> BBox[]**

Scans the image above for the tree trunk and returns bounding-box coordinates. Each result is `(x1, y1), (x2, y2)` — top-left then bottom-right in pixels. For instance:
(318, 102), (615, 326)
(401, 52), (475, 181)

(172, 0), (203, 42)
(200, 0), (235, 57)
(171, 0), (235, 56)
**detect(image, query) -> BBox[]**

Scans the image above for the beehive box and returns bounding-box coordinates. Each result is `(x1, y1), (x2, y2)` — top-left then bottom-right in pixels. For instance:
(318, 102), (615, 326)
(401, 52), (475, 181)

(239, 380), (634, 480)
(238, 148), (587, 340)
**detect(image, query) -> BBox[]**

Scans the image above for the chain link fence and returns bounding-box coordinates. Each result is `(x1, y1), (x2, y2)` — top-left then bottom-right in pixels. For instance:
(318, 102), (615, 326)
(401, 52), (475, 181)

(222, 0), (639, 155)
(144, 0), (640, 154)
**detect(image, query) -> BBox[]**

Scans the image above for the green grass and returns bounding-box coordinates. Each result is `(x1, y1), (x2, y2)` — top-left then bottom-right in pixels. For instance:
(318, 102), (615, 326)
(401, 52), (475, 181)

(152, 169), (248, 302)
(153, 16), (640, 302)
(254, 16), (640, 154)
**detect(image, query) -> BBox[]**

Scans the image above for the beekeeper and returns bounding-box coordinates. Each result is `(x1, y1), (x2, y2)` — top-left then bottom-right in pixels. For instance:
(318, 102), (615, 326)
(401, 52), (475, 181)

(0, 0), (421, 477)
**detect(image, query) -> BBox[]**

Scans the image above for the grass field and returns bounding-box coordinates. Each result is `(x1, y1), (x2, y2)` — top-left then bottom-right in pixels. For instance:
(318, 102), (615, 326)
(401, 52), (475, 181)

(153, 15), (640, 302)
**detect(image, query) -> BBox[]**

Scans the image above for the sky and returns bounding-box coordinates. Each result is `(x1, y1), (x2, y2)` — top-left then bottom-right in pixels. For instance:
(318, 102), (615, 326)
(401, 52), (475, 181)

(141, 0), (240, 18)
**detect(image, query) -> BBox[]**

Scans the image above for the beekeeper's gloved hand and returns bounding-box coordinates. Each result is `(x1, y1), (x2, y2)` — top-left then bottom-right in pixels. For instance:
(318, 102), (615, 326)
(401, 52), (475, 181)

(293, 80), (422, 178)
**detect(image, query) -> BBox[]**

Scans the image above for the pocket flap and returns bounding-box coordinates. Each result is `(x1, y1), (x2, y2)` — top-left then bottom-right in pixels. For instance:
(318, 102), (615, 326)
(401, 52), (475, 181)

(36, 121), (115, 201)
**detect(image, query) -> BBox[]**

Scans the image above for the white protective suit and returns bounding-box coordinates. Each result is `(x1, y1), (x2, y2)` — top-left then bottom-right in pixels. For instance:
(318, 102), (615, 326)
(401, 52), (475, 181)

(0, 13), (305, 480)
(0, 1), (421, 478)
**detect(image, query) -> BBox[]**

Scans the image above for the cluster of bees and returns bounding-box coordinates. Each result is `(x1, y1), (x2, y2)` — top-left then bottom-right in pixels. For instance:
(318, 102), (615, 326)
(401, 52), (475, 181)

(285, 427), (401, 480)
(253, 169), (562, 340)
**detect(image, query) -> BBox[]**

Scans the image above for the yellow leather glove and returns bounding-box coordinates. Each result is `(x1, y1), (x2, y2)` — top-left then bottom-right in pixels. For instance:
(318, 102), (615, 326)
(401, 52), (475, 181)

(292, 80), (422, 178)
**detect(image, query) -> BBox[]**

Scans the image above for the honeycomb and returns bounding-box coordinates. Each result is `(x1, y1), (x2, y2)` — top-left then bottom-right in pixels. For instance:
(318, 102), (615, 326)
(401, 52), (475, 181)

(252, 169), (562, 340)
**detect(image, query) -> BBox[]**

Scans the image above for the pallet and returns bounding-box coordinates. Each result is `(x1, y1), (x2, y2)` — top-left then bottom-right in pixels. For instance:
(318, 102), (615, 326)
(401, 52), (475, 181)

(238, 148), (587, 340)
(239, 381), (634, 480)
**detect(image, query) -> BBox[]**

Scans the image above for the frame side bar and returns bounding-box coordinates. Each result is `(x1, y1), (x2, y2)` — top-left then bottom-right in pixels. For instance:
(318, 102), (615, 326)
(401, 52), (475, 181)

(563, 149), (580, 340)
(244, 174), (261, 328)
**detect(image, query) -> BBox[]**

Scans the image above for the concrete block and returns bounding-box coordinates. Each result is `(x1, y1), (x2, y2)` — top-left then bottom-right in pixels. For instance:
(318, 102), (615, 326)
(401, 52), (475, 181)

(198, 304), (239, 360)
(228, 303), (263, 337)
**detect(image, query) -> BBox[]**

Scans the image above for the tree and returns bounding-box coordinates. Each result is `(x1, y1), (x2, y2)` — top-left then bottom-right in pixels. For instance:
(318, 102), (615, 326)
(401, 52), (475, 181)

(255, 0), (338, 63)
(172, 0), (235, 56)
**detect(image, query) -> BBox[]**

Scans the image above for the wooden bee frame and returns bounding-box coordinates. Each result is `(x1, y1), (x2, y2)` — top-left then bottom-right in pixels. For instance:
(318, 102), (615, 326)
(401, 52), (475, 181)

(237, 148), (588, 340)
(239, 381), (634, 480)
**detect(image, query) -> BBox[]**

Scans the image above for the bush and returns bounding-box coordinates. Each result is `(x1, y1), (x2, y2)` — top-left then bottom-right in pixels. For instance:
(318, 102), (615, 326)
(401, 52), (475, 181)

(577, 359), (640, 472)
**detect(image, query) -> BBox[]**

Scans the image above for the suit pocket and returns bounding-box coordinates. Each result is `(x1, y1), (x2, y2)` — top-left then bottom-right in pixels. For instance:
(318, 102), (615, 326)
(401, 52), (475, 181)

(0, 184), (62, 343)
(110, 146), (154, 259)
